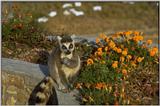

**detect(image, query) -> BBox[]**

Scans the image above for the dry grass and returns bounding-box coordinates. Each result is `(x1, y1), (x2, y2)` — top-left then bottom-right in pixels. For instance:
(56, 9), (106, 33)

(2, 2), (158, 35)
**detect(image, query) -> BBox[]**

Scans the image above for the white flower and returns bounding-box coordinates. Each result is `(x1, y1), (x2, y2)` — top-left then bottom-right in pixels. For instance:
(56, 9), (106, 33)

(62, 3), (73, 8)
(63, 10), (71, 16)
(69, 8), (84, 16)
(93, 6), (102, 11)
(37, 17), (48, 23)
(129, 1), (135, 5)
(75, 2), (81, 7)
(48, 11), (57, 17)
(75, 11), (84, 16)
(69, 8), (76, 13)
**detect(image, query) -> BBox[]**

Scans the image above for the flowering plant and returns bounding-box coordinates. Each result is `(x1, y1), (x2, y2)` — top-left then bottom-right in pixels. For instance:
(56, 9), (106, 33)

(75, 31), (158, 105)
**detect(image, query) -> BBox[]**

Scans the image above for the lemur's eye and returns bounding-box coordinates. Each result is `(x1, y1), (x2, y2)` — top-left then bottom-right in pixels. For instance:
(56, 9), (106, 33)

(62, 45), (67, 49)
(69, 44), (73, 49)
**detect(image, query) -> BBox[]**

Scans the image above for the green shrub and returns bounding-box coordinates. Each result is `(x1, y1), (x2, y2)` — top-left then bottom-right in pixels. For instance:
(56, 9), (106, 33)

(75, 31), (158, 105)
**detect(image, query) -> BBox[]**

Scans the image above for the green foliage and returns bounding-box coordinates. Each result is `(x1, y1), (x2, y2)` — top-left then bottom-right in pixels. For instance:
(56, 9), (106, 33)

(75, 31), (159, 105)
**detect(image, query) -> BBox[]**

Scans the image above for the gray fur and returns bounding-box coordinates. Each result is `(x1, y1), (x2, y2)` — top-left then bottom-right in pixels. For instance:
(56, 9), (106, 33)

(48, 36), (81, 91)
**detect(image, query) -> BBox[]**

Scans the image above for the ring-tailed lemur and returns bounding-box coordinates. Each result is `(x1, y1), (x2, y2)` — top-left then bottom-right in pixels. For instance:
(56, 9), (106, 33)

(48, 35), (81, 91)
(34, 35), (81, 105)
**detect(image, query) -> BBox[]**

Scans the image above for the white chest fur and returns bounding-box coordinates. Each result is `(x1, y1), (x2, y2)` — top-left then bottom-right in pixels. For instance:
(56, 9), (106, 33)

(61, 52), (74, 78)
(61, 65), (76, 78)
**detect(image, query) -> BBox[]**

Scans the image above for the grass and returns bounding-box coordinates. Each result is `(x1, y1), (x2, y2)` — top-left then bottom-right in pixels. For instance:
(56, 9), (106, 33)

(2, 2), (158, 35)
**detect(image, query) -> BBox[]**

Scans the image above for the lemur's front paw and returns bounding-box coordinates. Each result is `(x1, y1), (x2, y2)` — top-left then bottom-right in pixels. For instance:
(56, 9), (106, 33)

(61, 57), (70, 65)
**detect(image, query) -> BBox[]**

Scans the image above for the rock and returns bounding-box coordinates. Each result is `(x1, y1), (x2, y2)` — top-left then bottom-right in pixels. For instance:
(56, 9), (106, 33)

(7, 74), (25, 89)
(17, 89), (28, 105)
(2, 58), (79, 105)
(6, 96), (17, 105)
(6, 85), (17, 95)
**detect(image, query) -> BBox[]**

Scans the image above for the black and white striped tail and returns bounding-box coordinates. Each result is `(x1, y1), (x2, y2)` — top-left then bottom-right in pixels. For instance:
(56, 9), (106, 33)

(35, 76), (58, 105)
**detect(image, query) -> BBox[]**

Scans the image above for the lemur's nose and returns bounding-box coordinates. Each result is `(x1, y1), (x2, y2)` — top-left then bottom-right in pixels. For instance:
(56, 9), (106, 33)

(66, 50), (71, 55)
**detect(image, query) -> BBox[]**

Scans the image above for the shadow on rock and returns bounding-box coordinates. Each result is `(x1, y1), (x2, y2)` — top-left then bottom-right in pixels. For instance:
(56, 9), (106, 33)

(36, 50), (50, 65)
(28, 78), (58, 105)
(36, 50), (50, 76)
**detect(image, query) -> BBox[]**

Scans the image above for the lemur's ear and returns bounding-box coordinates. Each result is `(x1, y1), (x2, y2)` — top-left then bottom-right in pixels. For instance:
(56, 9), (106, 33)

(71, 34), (76, 39)
(57, 36), (62, 45)
(57, 36), (62, 41)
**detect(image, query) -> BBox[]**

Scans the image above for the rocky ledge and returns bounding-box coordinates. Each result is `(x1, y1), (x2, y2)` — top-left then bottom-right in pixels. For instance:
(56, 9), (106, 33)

(2, 58), (79, 105)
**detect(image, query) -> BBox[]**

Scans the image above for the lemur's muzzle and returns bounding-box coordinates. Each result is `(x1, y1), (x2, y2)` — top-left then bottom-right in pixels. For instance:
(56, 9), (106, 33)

(65, 50), (71, 55)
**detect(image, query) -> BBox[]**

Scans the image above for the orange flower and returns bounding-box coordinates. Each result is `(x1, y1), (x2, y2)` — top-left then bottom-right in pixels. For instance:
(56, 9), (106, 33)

(105, 37), (109, 42)
(132, 35), (143, 42)
(152, 47), (158, 53)
(120, 56), (125, 62)
(109, 41), (116, 48)
(75, 83), (83, 89)
(96, 38), (100, 44)
(105, 46), (108, 52)
(137, 57), (144, 63)
(124, 48), (128, 51)
(87, 58), (94, 65)
(97, 48), (102, 52)
(112, 63), (118, 68)
(122, 69), (127, 76)
(113, 47), (118, 51)
(95, 51), (102, 56)
(98, 51), (103, 56)
(94, 48), (103, 56)
(146, 40), (152, 45)
(150, 50), (156, 57)
(116, 31), (124, 35)
(124, 31), (132, 36)
(139, 36), (143, 41)
(127, 55), (132, 60)
(134, 31), (140, 36)
(112, 61), (118, 68)
(116, 48), (122, 53)
(131, 61), (137, 67)
(122, 50), (127, 56)
(99, 33), (106, 39)
(95, 82), (106, 90)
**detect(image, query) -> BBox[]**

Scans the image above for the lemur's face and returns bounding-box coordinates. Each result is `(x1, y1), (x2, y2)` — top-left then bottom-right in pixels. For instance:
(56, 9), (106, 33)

(57, 35), (75, 55)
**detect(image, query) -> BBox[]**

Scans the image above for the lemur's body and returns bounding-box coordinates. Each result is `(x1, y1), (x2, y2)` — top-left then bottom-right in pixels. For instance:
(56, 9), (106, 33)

(48, 35), (81, 91)
(34, 35), (81, 105)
